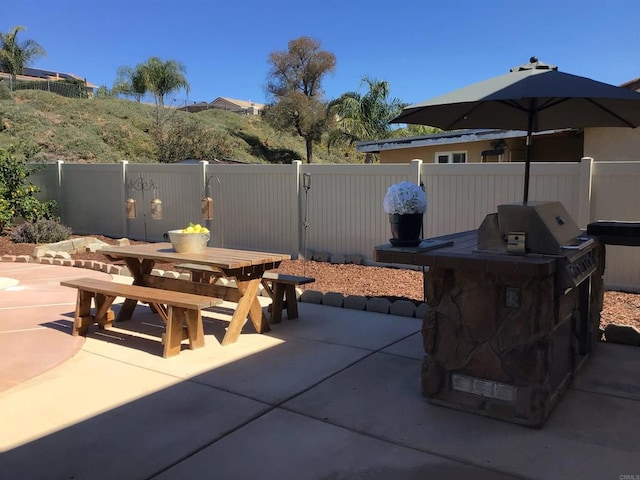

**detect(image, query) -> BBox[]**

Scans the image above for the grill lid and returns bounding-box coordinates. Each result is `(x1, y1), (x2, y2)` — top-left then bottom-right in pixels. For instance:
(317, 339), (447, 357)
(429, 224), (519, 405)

(478, 201), (582, 255)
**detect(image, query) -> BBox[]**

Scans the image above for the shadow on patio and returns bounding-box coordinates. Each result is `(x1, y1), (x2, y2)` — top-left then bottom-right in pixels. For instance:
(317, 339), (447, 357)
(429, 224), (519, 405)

(1, 264), (639, 479)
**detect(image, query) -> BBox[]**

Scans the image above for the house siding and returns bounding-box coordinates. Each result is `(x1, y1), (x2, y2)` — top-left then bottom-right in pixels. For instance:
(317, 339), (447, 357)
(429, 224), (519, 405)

(584, 127), (640, 161)
(379, 134), (583, 163)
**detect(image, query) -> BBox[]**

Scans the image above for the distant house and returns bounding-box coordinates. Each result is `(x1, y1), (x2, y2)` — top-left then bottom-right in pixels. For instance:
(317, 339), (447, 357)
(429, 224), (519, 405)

(177, 101), (210, 113)
(209, 97), (264, 115)
(357, 78), (640, 164)
(176, 97), (265, 115)
(357, 128), (583, 164)
(0, 66), (97, 97)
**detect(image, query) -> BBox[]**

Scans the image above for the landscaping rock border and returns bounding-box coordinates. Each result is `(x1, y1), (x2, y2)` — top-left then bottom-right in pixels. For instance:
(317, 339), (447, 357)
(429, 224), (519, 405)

(1, 246), (429, 319)
(7, 241), (635, 329)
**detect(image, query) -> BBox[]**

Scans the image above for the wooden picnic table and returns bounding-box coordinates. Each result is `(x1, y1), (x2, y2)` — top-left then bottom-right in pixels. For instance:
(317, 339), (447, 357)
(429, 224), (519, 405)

(99, 243), (290, 346)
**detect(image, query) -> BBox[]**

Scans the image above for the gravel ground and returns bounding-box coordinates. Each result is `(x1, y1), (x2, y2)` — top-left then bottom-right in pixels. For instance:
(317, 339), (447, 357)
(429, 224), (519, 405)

(1, 235), (638, 330)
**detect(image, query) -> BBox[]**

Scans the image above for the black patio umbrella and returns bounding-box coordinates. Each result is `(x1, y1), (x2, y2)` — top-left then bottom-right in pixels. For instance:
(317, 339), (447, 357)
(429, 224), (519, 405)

(392, 57), (640, 203)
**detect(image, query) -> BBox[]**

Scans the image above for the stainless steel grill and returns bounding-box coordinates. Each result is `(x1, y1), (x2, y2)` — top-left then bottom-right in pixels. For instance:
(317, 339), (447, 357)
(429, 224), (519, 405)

(477, 201), (597, 290)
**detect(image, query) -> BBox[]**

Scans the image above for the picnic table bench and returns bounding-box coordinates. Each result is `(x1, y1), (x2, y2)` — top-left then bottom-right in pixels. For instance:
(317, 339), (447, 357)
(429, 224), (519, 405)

(176, 263), (315, 324)
(61, 277), (222, 358)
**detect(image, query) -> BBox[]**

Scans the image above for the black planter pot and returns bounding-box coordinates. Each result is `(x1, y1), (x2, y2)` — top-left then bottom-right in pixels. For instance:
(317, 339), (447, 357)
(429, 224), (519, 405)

(389, 213), (423, 247)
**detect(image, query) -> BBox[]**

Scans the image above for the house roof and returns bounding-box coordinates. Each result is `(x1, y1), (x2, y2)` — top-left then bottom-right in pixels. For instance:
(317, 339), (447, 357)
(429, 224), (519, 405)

(176, 101), (210, 112)
(356, 128), (578, 153)
(210, 97), (265, 109)
(0, 66), (97, 88)
(620, 77), (640, 92)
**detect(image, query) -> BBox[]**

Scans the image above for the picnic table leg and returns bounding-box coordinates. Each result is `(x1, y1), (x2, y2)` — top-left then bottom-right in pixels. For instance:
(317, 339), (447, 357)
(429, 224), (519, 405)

(190, 270), (208, 283)
(222, 276), (266, 346)
(116, 257), (156, 322)
(191, 270), (221, 284)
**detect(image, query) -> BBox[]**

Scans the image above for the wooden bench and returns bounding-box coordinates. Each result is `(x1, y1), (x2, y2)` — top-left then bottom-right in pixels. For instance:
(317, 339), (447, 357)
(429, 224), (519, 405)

(60, 277), (222, 358)
(260, 272), (315, 324)
(176, 264), (315, 324)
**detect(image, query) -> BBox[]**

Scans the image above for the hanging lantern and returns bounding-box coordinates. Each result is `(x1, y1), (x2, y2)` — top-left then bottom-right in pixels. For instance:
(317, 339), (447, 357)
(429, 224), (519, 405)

(150, 198), (163, 220)
(126, 198), (137, 219)
(201, 196), (214, 220)
(303, 172), (312, 190)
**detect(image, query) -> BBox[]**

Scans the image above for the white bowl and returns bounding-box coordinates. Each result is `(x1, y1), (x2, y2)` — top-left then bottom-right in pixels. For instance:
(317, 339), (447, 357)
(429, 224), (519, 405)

(167, 229), (210, 253)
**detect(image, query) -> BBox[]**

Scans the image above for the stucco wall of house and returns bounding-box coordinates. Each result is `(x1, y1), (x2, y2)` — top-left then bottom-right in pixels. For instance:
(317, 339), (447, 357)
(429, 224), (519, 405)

(516, 134), (583, 162)
(584, 127), (640, 160)
(379, 142), (485, 163)
(379, 135), (583, 163)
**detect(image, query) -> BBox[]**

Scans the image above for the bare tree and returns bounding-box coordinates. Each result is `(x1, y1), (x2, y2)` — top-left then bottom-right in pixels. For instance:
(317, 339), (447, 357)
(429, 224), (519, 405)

(264, 37), (336, 163)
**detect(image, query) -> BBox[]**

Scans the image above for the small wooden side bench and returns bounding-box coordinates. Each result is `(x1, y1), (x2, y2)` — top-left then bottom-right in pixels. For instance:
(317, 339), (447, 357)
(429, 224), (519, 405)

(175, 263), (224, 284)
(176, 264), (315, 324)
(260, 272), (315, 324)
(60, 277), (222, 358)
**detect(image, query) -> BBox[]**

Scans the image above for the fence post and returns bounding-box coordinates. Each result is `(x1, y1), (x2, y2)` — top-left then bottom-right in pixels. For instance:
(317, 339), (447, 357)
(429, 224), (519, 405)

(291, 160), (303, 259)
(199, 159), (209, 191)
(578, 157), (593, 228)
(120, 160), (129, 238)
(199, 160), (214, 246)
(56, 160), (64, 222)
(410, 158), (425, 238)
(411, 158), (423, 184)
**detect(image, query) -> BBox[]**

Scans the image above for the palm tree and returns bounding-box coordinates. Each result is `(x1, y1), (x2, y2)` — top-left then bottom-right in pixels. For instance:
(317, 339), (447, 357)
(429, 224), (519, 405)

(0, 25), (47, 82)
(137, 57), (190, 108)
(112, 65), (147, 102)
(327, 77), (406, 163)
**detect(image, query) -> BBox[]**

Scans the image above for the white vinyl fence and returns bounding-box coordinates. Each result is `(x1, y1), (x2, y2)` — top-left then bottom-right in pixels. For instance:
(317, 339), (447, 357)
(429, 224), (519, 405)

(589, 161), (640, 291)
(29, 158), (640, 292)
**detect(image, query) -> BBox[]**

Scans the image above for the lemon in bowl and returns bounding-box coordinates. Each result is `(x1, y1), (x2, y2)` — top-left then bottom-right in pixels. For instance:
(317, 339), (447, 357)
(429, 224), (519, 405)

(168, 224), (210, 253)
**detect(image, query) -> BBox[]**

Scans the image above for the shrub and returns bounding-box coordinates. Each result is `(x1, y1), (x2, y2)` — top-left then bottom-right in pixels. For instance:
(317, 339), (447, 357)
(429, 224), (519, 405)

(153, 115), (235, 163)
(10, 219), (72, 244)
(0, 196), (11, 231)
(0, 81), (12, 100)
(0, 145), (58, 232)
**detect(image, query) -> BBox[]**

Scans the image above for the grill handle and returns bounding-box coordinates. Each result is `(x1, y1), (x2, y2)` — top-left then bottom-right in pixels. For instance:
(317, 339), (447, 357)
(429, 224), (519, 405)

(561, 238), (594, 251)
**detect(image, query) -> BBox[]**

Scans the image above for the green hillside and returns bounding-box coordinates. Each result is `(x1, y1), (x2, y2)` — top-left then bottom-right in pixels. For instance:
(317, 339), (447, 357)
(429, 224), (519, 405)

(0, 90), (356, 164)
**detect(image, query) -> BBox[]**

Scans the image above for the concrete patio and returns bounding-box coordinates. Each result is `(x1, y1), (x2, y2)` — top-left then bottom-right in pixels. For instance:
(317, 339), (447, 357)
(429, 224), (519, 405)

(1, 262), (639, 479)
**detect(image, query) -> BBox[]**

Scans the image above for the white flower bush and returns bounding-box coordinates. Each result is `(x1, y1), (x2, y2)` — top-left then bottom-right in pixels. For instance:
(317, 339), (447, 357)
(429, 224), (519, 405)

(383, 181), (427, 215)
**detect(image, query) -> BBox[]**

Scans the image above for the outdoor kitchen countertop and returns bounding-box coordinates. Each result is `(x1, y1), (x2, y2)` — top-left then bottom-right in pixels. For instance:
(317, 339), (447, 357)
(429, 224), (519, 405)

(375, 230), (557, 277)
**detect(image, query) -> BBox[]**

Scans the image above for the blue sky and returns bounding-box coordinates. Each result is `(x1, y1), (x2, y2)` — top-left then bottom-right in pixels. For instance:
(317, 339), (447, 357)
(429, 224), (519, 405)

(2, 0), (638, 107)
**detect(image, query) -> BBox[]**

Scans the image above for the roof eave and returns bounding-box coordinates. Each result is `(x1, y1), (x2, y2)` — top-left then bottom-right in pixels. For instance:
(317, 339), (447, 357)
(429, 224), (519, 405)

(355, 128), (577, 153)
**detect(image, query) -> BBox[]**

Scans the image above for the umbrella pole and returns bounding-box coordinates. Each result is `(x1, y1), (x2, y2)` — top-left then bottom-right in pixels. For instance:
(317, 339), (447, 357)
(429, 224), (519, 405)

(523, 132), (531, 204)
(523, 106), (535, 204)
